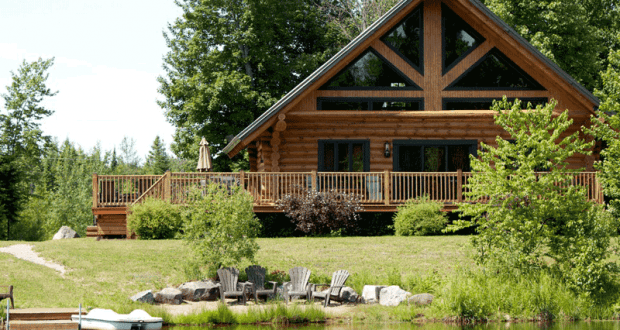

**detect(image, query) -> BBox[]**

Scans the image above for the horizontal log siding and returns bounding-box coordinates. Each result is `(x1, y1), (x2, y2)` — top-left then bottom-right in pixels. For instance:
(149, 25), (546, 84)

(279, 112), (590, 171)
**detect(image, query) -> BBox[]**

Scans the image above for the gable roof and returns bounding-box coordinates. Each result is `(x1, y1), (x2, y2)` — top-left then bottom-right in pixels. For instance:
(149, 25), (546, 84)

(223, 0), (600, 158)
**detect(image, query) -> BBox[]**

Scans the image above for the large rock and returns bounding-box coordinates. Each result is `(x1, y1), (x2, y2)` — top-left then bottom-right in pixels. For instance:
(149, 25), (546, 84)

(154, 288), (183, 305)
(53, 226), (80, 240)
(379, 286), (411, 307)
(408, 293), (434, 306)
(178, 281), (208, 301)
(130, 290), (154, 304)
(202, 280), (221, 301)
(338, 286), (359, 303)
(361, 285), (386, 304)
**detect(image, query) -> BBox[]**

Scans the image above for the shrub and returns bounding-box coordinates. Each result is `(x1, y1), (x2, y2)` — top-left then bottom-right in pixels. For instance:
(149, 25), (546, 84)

(275, 186), (362, 235)
(127, 197), (182, 239)
(393, 197), (447, 236)
(182, 183), (260, 275)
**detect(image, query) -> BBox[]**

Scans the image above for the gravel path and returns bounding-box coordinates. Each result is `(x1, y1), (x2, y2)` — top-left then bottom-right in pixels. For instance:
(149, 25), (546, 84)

(0, 244), (66, 276)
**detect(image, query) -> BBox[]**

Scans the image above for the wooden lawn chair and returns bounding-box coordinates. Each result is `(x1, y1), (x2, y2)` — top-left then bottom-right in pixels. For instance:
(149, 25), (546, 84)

(216, 267), (255, 305)
(310, 270), (350, 307)
(283, 266), (311, 304)
(0, 285), (14, 309)
(245, 265), (277, 302)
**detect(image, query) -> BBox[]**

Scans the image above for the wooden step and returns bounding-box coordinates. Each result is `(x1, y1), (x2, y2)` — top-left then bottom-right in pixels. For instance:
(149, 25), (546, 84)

(9, 320), (78, 330)
(9, 308), (79, 321)
(86, 226), (98, 238)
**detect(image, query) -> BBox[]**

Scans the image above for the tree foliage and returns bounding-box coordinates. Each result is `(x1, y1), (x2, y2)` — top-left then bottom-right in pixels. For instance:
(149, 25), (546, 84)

(145, 136), (171, 175)
(158, 0), (340, 170)
(318, 0), (400, 45)
(586, 35), (620, 215)
(450, 98), (617, 298)
(183, 183), (260, 274)
(481, 0), (619, 91)
(0, 58), (56, 240)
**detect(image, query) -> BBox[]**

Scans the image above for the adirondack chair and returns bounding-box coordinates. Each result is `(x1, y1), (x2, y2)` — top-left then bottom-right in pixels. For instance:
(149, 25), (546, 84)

(245, 265), (278, 302)
(310, 270), (350, 307)
(283, 266), (312, 304)
(216, 267), (255, 305)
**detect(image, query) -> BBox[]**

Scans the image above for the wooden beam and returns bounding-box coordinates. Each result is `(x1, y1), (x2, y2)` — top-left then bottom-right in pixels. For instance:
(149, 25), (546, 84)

(315, 90), (425, 98)
(371, 39), (424, 87)
(441, 40), (494, 89)
(423, 0), (442, 110)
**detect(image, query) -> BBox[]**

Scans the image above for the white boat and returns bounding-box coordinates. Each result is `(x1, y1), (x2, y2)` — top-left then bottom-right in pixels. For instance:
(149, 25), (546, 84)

(71, 308), (163, 330)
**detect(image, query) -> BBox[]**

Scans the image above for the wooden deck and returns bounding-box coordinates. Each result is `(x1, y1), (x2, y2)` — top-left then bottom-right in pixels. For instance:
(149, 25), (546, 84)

(91, 171), (603, 237)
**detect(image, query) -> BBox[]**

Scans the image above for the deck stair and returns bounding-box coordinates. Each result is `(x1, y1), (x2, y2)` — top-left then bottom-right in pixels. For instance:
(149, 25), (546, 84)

(8, 308), (79, 330)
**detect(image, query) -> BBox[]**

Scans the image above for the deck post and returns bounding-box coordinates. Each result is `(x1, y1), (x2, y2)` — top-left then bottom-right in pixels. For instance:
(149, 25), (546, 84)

(384, 170), (390, 205)
(239, 170), (245, 189)
(311, 170), (317, 191)
(164, 171), (171, 201)
(457, 169), (463, 203)
(92, 173), (98, 208)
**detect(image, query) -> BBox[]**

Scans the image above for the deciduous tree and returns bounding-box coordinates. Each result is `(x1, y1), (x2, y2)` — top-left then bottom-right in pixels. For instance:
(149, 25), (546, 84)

(158, 0), (340, 170)
(450, 98), (617, 298)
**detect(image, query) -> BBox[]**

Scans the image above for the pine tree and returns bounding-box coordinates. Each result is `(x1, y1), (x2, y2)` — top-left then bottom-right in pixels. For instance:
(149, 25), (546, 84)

(146, 136), (170, 175)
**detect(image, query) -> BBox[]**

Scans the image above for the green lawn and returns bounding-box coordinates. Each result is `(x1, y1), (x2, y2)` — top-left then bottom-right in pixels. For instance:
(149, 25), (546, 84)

(0, 236), (472, 309)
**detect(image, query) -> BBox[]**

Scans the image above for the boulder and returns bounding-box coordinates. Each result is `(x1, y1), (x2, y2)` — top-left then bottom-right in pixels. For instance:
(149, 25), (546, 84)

(130, 290), (154, 304)
(379, 286), (411, 307)
(361, 285), (386, 304)
(201, 280), (220, 301)
(53, 226), (80, 240)
(338, 286), (359, 303)
(178, 281), (208, 301)
(154, 288), (183, 305)
(408, 293), (434, 306)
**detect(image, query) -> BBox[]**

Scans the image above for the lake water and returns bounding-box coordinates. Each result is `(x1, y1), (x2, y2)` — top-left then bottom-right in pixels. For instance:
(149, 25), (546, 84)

(163, 322), (620, 330)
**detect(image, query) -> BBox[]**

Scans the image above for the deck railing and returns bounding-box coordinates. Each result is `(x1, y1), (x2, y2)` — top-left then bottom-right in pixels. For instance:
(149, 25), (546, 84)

(92, 171), (604, 209)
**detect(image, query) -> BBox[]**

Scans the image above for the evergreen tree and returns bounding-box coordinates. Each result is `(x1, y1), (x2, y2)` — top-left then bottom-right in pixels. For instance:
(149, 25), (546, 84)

(145, 136), (171, 174)
(0, 58), (56, 240)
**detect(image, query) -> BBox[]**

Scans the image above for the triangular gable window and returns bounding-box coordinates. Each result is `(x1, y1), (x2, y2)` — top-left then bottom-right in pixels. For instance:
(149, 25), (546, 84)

(442, 4), (485, 73)
(320, 49), (421, 90)
(381, 4), (423, 74)
(446, 48), (545, 90)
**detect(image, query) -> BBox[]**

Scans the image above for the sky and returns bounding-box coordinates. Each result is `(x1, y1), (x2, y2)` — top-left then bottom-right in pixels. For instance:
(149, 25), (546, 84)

(0, 0), (183, 162)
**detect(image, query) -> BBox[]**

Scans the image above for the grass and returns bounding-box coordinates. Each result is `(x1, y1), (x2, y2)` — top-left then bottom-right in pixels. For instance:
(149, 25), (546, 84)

(1, 236), (615, 324)
(0, 236), (472, 309)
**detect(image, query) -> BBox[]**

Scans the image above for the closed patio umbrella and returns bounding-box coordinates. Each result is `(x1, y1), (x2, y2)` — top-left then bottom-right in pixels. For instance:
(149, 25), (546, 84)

(197, 137), (212, 172)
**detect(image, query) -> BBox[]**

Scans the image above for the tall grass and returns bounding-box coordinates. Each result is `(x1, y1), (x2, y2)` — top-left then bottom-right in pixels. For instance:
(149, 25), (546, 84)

(171, 303), (325, 326)
(430, 270), (616, 322)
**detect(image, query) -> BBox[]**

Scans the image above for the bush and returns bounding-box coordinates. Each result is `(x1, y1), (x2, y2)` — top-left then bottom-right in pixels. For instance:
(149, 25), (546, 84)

(183, 183), (260, 275)
(393, 197), (447, 236)
(275, 187), (362, 235)
(127, 197), (183, 239)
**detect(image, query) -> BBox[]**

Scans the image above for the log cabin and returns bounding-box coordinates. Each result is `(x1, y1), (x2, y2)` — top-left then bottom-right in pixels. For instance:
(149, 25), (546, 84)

(90, 0), (603, 238)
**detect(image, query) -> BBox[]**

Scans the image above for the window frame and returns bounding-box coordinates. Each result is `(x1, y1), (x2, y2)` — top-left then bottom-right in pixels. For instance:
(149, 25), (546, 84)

(441, 3), (486, 75)
(392, 140), (478, 172)
(318, 140), (371, 172)
(380, 4), (425, 75)
(446, 48), (546, 91)
(319, 48), (421, 90)
(318, 97), (424, 111)
(442, 97), (549, 110)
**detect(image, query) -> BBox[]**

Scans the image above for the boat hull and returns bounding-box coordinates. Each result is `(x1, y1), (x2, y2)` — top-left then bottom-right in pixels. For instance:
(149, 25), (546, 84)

(71, 316), (162, 330)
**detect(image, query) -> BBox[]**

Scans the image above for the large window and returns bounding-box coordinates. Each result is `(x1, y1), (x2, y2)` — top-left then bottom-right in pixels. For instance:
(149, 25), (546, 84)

(318, 140), (370, 172)
(319, 49), (420, 90)
(447, 48), (545, 90)
(382, 4), (424, 73)
(318, 98), (423, 111)
(442, 4), (485, 73)
(393, 140), (477, 172)
(443, 98), (548, 110)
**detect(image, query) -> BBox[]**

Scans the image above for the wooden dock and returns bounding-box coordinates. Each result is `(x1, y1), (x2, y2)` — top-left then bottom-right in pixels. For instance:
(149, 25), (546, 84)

(8, 308), (79, 330)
